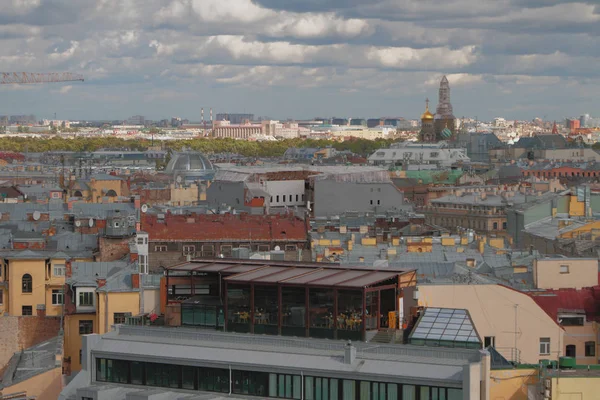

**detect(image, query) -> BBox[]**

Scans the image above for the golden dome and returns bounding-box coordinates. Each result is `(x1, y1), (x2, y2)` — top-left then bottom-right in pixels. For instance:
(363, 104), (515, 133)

(421, 98), (434, 120)
(421, 110), (434, 120)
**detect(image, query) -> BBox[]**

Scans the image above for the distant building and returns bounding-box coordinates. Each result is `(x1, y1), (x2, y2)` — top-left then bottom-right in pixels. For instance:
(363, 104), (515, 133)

(212, 120), (262, 139)
(216, 113), (254, 124)
(368, 142), (470, 168)
(580, 114), (590, 128)
(127, 115), (145, 125)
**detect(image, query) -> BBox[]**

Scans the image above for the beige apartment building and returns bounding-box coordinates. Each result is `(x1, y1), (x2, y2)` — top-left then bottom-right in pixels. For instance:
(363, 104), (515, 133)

(418, 284), (562, 364)
(533, 257), (598, 290)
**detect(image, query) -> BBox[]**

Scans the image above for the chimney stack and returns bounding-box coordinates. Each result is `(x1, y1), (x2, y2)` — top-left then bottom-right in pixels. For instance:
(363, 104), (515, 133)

(344, 340), (356, 364)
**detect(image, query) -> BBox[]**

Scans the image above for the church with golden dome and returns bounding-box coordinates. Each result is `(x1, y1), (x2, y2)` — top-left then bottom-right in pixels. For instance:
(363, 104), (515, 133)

(419, 75), (457, 143)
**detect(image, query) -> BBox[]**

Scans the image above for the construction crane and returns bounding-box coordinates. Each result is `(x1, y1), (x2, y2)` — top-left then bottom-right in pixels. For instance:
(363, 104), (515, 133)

(0, 72), (84, 85)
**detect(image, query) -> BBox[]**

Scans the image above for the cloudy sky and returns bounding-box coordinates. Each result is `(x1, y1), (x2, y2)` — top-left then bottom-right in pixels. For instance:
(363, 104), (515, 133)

(0, 0), (598, 122)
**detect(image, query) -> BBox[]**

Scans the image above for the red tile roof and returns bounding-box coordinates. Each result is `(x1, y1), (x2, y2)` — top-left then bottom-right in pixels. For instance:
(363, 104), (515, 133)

(531, 284), (600, 323)
(143, 213), (308, 242)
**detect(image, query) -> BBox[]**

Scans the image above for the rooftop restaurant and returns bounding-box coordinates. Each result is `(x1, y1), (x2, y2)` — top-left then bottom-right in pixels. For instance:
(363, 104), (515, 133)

(163, 259), (417, 341)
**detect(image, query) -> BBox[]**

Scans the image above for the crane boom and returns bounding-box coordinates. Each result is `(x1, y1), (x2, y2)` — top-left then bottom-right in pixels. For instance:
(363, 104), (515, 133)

(0, 72), (84, 85)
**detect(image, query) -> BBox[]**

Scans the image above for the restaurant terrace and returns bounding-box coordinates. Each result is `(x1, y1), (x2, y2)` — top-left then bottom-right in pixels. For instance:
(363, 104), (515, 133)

(163, 259), (417, 341)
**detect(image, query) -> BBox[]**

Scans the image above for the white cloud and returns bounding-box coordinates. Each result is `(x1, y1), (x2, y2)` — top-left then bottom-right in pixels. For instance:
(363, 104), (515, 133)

(48, 41), (79, 60)
(191, 0), (274, 23)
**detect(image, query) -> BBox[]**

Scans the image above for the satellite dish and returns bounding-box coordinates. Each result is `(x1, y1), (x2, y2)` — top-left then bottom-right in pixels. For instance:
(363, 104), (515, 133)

(274, 246), (281, 251)
(141, 204), (148, 213)
(88, 218), (94, 227)
(32, 211), (41, 221)
(176, 175), (182, 183)
(75, 220), (81, 227)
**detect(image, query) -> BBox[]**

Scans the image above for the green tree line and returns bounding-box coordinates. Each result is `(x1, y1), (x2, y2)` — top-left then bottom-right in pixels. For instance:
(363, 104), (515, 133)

(0, 137), (400, 157)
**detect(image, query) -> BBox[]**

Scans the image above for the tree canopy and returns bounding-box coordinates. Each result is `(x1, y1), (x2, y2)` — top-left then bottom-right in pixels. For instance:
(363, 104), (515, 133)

(0, 137), (401, 157)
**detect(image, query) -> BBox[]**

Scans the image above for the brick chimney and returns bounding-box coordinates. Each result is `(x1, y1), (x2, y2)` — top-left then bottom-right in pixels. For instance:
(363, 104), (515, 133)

(65, 260), (73, 278)
(131, 274), (140, 289)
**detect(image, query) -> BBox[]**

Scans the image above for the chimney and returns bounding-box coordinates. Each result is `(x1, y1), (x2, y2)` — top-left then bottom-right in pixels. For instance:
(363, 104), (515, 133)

(65, 260), (73, 278)
(344, 341), (356, 364)
(132, 273), (140, 289)
(96, 278), (106, 288)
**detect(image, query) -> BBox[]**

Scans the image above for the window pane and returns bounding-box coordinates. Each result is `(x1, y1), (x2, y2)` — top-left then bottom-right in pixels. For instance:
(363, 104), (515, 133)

(305, 377), (315, 400)
(316, 378), (322, 400)
(322, 378), (329, 400)
(269, 374), (278, 397)
(96, 358), (106, 382)
(131, 361), (143, 385)
(330, 379), (339, 400)
(360, 381), (370, 400)
(448, 389), (462, 400)
(420, 386), (430, 400)
(293, 376), (302, 400)
(387, 384), (397, 400)
(403, 385), (416, 400)
(343, 380), (355, 400)
(286, 375), (292, 398)
(279, 374), (285, 398)
(182, 366), (195, 390)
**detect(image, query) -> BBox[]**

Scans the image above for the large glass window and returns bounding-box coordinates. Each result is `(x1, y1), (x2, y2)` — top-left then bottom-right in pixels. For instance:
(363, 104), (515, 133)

(227, 284), (251, 333)
(309, 288), (334, 339)
(282, 287), (306, 337)
(94, 358), (462, 400)
(232, 370), (268, 397)
(254, 285), (278, 335)
(337, 290), (363, 341)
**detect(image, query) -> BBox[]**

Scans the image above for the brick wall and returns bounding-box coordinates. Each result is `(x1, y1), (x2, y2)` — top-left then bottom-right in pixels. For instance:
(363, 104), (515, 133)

(0, 315), (61, 370)
(98, 236), (131, 261)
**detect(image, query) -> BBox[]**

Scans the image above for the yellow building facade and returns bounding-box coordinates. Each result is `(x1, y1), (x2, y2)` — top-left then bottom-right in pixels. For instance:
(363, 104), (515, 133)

(1, 256), (76, 317)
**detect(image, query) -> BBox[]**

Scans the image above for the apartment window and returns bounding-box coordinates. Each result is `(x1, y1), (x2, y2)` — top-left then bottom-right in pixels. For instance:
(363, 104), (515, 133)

(22, 273), (32, 293)
(201, 245), (215, 257)
(283, 195), (286, 202)
(79, 320), (93, 334)
(276, 195), (280, 202)
(285, 245), (297, 251)
(79, 291), (94, 307)
(114, 312), (127, 324)
(540, 338), (551, 355)
(183, 245), (195, 256)
(137, 237), (144, 245)
(502, 222), (507, 230)
(377, 200), (381, 205)
(22, 305), (32, 316)
(258, 245), (270, 252)
(220, 245), (233, 257)
(585, 341), (595, 357)
(566, 345), (576, 357)
(559, 315), (584, 326)
(493, 222), (498, 230)
(296, 195), (299, 202)
(560, 265), (570, 274)
(484, 336), (496, 348)
(370, 200), (373, 205)
(154, 245), (167, 252)
(53, 264), (65, 277)
(51, 289), (63, 305)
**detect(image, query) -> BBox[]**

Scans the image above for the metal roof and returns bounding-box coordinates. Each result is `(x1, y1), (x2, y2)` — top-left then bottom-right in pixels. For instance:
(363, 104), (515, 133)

(222, 264), (405, 288)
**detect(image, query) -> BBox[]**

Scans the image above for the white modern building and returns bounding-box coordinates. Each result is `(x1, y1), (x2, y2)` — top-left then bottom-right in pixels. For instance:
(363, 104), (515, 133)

(60, 325), (490, 400)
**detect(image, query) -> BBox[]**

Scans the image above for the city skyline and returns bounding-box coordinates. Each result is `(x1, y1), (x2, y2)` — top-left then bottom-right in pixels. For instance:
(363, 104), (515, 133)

(0, 0), (598, 121)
